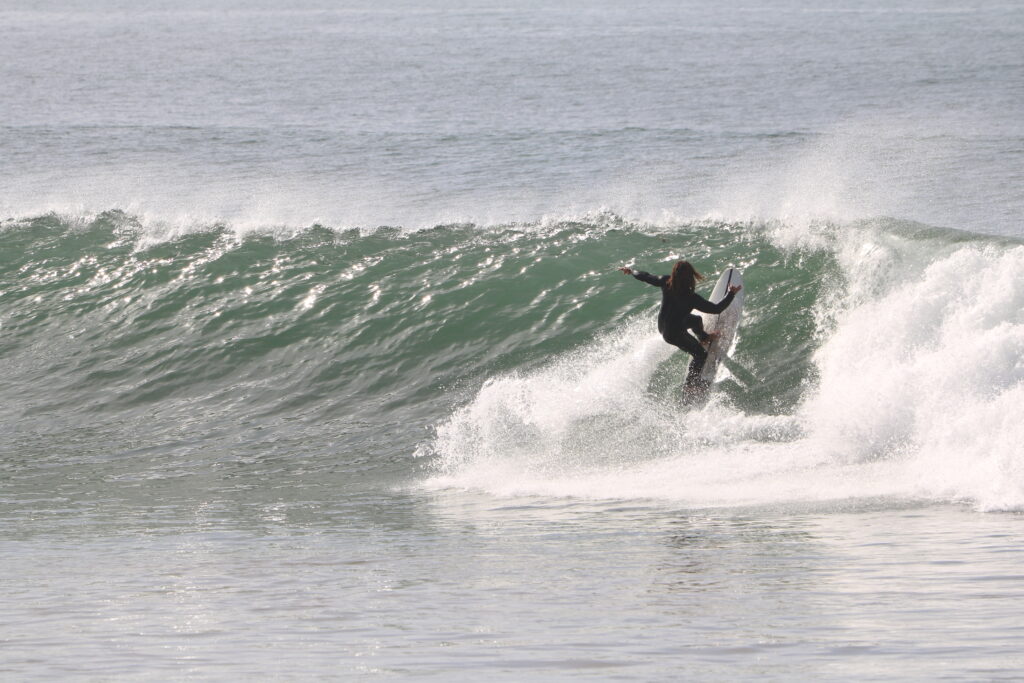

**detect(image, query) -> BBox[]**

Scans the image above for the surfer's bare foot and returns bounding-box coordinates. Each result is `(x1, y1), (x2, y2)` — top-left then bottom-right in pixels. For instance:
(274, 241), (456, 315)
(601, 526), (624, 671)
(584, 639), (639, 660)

(702, 331), (720, 347)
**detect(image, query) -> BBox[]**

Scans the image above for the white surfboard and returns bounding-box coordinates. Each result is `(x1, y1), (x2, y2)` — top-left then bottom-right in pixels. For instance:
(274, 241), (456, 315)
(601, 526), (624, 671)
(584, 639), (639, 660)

(698, 267), (744, 384)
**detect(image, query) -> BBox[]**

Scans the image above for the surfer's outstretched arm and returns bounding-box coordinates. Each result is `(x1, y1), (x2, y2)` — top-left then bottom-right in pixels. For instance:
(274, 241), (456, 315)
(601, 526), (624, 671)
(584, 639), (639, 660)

(691, 285), (742, 314)
(619, 267), (663, 287)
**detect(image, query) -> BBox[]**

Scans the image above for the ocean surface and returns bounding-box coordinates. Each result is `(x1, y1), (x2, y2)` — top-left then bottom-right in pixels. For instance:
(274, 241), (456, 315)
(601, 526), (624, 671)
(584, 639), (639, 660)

(2, 0), (1023, 679)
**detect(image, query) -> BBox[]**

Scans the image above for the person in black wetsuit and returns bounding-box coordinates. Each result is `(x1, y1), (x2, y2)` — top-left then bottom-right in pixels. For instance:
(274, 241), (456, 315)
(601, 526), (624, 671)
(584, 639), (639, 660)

(619, 260), (742, 393)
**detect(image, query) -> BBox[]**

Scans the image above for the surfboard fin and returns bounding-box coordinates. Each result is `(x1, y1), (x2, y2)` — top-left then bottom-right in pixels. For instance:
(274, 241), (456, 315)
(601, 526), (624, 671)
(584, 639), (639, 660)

(719, 355), (760, 388)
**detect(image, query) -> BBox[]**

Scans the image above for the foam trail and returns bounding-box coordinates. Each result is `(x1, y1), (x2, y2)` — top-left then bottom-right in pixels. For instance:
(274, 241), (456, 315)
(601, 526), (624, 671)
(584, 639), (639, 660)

(424, 316), (806, 506)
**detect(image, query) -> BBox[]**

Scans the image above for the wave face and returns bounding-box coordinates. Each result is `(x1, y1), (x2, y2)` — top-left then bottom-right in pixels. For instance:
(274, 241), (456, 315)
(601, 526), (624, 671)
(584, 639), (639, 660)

(2, 211), (1022, 510)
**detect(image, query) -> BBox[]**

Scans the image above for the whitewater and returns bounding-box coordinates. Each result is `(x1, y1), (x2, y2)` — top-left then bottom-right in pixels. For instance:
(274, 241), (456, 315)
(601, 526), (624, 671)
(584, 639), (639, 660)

(3, 0), (1023, 679)
(422, 217), (1024, 512)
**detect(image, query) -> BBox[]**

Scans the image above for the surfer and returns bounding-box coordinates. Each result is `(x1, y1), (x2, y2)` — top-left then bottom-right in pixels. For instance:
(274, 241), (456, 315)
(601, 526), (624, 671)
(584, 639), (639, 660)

(620, 261), (741, 393)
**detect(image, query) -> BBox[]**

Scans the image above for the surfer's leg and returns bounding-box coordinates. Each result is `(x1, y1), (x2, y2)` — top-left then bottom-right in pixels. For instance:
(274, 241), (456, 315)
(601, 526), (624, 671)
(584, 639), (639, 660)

(687, 314), (716, 345)
(684, 351), (709, 390)
(666, 332), (708, 389)
(687, 314), (706, 338)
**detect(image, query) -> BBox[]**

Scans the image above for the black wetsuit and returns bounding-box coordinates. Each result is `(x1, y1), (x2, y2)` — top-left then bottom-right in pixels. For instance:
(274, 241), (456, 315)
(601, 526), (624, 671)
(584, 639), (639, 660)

(632, 270), (736, 388)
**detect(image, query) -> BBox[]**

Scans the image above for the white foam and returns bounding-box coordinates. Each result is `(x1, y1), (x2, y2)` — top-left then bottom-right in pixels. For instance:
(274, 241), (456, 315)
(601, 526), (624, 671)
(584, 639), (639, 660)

(423, 233), (1024, 512)
(803, 241), (1024, 510)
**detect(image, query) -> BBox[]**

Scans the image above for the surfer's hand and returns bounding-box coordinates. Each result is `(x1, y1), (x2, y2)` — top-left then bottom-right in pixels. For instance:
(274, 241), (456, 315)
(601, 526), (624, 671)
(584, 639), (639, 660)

(728, 285), (742, 294)
(619, 267), (633, 275)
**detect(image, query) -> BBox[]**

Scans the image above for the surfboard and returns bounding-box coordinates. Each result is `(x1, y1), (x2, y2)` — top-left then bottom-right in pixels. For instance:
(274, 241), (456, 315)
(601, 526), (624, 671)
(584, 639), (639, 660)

(698, 267), (745, 385)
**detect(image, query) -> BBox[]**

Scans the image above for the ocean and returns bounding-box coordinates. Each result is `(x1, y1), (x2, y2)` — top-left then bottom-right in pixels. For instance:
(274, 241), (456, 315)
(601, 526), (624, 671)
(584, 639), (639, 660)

(2, 0), (1023, 679)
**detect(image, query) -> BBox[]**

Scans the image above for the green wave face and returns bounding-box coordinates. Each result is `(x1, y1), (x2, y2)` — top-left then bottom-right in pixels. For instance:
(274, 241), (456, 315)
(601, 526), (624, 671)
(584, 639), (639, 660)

(3, 212), (1022, 510)
(1, 213), (818, 417)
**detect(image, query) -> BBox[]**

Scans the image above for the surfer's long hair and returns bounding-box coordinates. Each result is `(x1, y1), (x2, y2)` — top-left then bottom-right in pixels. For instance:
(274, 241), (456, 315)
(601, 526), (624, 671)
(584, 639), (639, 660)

(667, 260), (702, 295)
